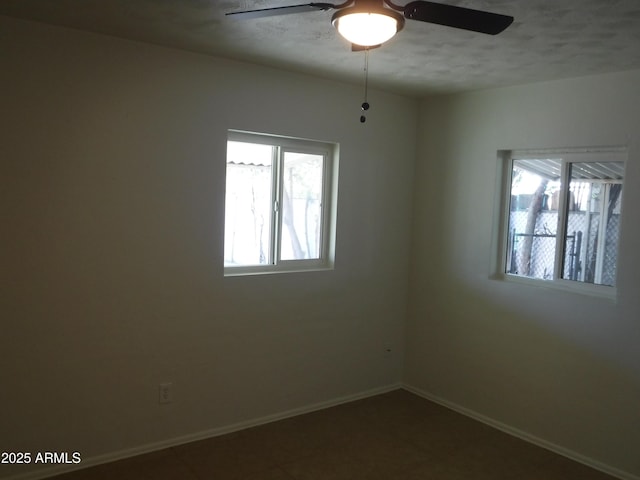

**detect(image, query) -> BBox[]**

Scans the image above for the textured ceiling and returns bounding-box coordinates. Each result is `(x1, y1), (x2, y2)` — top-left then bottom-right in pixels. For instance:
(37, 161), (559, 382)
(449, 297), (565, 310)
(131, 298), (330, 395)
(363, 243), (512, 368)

(2, 0), (640, 97)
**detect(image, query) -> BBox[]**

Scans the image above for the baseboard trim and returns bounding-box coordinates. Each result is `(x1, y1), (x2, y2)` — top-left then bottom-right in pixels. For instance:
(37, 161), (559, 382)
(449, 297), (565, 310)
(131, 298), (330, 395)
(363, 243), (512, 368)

(5, 383), (402, 480)
(402, 383), (639, 480)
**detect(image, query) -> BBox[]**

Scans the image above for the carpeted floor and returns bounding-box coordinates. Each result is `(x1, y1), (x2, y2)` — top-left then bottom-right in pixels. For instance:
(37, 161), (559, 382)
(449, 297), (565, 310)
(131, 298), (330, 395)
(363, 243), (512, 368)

(50, 389), (617, 479)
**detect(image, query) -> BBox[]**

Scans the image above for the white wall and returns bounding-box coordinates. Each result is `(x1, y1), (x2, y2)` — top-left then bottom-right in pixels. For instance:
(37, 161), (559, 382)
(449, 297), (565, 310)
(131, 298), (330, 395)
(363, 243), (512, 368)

(0, 16), (416, 478)
(406, 70), (640, 478)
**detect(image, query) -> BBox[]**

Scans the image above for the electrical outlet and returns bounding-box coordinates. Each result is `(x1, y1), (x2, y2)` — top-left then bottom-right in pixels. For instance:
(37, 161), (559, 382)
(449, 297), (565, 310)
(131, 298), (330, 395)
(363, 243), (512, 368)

(159, 383), (173, 404)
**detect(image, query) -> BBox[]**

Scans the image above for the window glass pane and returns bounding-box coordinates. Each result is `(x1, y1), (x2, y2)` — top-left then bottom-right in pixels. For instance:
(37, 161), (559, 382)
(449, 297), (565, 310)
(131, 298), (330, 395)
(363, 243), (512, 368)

(280, 152), (324, 260)
(562, 162), (623, 286)
(506, 159), (560, 280)
(224, 141), (274, 266)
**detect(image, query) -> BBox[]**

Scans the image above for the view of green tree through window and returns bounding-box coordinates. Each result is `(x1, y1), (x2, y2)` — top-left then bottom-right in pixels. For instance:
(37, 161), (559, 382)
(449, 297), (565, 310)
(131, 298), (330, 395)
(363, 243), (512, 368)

(224, 131), (337, 275)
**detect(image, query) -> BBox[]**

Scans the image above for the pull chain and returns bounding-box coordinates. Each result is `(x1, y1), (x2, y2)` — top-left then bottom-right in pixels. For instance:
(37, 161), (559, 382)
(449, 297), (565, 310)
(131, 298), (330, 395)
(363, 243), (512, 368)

(360, 48), (370, 123)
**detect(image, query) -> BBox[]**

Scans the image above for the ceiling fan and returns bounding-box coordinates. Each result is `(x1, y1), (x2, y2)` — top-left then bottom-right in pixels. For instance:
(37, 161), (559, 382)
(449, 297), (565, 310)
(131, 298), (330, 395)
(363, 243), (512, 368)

(226, 0), (514, 48)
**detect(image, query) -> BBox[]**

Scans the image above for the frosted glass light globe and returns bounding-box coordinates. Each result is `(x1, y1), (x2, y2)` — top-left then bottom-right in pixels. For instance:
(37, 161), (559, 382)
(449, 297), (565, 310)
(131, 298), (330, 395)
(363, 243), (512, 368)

(333, 11), (400, 46)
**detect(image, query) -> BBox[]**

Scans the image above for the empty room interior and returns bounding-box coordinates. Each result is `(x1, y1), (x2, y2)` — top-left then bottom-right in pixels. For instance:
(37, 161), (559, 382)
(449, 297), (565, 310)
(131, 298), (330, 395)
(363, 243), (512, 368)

(1, 1), (639, 479)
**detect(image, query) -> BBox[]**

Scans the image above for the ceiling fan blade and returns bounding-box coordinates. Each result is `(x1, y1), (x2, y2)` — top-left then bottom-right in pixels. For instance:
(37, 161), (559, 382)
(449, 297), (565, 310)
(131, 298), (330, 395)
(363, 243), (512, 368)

(226, 3), (336, 20)
(403, 1), (513, 35)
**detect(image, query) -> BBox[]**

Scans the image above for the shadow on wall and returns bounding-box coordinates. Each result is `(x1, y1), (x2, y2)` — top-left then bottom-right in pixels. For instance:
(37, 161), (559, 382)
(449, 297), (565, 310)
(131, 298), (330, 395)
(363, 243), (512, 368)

(405, 269), (640, 477)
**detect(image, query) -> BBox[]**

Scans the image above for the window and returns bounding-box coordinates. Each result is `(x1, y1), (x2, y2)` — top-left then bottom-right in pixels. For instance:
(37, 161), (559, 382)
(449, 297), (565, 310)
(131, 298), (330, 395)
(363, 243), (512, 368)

(224, 130), (338, 275)
(498, 148), (625, 294)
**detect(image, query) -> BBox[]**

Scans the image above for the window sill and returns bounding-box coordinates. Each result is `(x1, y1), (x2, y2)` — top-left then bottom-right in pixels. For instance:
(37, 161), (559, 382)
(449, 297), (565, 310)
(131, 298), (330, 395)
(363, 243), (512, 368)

(224, 263), (334, 277)
(492, 273), (618, 302)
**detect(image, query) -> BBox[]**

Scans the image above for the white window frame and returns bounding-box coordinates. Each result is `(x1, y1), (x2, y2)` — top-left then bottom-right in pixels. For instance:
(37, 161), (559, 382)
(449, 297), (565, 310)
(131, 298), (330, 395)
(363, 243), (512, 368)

(494, 147), (626, 298)
(224, 130), (338, 276)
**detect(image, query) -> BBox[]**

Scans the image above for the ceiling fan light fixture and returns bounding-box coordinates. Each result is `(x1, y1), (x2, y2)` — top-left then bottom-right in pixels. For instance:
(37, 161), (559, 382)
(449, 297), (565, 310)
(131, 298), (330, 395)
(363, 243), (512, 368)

(332, 8), (405, 47)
